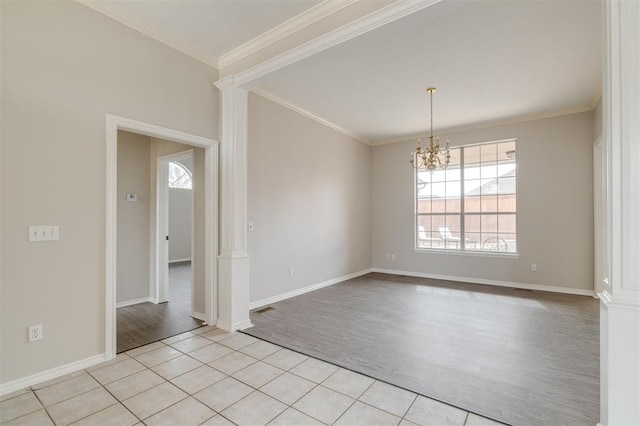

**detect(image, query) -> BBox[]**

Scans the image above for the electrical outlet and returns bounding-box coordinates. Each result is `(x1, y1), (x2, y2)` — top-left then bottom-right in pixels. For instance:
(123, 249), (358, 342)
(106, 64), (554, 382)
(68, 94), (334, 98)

(289, 268), (294, 278)
(391, 254), (396, 260)
(386, 254), (390, 260)
(29, 324), (43, 342)
(531, 263), (537, 272)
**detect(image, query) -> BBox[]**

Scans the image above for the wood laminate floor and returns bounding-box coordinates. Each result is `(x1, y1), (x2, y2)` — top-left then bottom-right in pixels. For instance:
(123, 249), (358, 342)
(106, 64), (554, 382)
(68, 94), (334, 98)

(117, 262), (202, 353)
(244, 272), (600, 426)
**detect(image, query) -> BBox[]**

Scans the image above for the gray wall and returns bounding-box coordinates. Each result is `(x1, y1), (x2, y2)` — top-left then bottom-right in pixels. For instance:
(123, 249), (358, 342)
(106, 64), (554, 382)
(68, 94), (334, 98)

(247, 93), (372, 303)
(117, 131), (151, 304)
(0, 1), (218, 383)
(372, 111), (594, 291)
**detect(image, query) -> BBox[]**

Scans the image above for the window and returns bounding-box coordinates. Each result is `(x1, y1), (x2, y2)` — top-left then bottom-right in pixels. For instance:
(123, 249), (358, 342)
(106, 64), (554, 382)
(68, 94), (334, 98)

(168, 161), (192, 189)
(416, 139), (516, 254)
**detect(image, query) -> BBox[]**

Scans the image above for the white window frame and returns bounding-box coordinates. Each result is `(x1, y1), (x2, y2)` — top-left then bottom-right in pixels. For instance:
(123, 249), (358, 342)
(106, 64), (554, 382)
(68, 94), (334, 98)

(414, 138), (518, 257)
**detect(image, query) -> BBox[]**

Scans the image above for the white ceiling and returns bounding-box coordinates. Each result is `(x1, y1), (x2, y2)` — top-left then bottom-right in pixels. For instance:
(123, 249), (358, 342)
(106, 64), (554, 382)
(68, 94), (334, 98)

(110, 0), (322, 59)
(254, 0), (602, 142)
(98, 0), (602, 144)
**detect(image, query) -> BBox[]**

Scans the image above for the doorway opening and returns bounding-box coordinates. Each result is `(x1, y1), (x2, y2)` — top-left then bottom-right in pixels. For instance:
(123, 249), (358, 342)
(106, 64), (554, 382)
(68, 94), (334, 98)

(106, 115), (219, 359)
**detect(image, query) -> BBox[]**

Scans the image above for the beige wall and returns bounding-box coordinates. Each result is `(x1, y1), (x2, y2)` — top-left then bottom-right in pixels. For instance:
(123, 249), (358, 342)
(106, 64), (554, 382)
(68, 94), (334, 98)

(117, 131), (151, 303)
(0, 1), (218, 383)
(247, 93), (372, 303)
(169, 188), (193, 262)
(372, 111), (595, 291)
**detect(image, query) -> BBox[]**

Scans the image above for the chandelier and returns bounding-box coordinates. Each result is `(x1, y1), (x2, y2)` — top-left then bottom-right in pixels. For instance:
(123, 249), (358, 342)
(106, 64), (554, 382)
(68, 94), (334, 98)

(410, 87), (450, 171)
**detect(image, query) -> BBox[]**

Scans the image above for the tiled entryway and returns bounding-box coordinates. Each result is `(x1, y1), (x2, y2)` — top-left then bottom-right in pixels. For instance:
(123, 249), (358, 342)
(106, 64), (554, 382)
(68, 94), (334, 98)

(1, 328), (504, 425)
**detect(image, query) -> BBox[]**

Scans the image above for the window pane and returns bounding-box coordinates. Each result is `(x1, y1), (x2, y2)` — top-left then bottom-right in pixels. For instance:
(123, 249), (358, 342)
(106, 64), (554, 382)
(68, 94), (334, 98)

(464, 165), (481, 180)
(499, 233), (517, 253)
(417, 215), (432, 232)
(480, 163), (498, 179)
(417, 199), (431, 214)
(480, 178), (498, 195)
(481, 195), (498, 212)
(430, 169), (447, 183)
(480, 143), (497, 163)
(464, 233), (481, 250)
(465, 215), (480, 233)
(498, 214), (517, 234)
(498, 176), (516, 195)
(445, 166), (461, 181)
(498, 141), (516, 163)
(465, 195), (481, 212)
(481, 214), (498, 233)
(446, 197), (461, 213)
(464, 146), (480, 165)
(168, 161), (192, 189)
(498, 194), (516, 212)
(446, 215), (461, 234)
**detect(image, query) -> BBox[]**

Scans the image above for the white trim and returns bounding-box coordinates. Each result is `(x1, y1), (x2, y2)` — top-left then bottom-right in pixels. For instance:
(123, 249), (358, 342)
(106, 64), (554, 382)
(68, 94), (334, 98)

(0, 354), (106, 396)
(191, 311), (207, 322)
(372, 104), (596, 146)
(249, 268), (373, 310)
(413, 248), (519, 259)
(106, 114), (219, 361)
(115, 297), (154, 308)
(372, 268), (596, 297)
(225, 0), (444, 88)
(169, 258), (192, 264)
(217, 0), (358, 69)
(76, 0), (217, 68)
(217, 319), (254, 332)
(252, 89), (370, 144)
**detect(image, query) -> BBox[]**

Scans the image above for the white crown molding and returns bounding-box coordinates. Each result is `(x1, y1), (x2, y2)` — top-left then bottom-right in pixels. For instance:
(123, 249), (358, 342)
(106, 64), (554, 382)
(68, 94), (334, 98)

(371, 104), (597, 146)
(228, 0), (444, 88)
(76, 0), (218, 69)
(217, 0), (358, 70)
(252, 88), (370, 145)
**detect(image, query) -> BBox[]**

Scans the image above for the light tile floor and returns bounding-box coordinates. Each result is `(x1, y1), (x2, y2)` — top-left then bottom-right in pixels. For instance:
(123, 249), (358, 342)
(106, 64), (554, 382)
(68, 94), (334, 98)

(0, 327), (506, 426)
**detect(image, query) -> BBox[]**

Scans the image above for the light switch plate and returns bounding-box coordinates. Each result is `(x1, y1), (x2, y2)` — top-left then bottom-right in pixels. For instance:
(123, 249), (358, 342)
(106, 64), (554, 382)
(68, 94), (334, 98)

(29, 226), (59, 242)
(126, 193), (138, 203)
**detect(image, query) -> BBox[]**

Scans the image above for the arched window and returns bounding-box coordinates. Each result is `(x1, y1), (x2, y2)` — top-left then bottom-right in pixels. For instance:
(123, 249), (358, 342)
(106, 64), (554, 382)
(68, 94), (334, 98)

(168, 161), (192, 189)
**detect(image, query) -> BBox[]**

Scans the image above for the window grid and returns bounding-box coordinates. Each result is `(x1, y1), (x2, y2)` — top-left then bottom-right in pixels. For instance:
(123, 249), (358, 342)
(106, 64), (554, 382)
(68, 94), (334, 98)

(416, 139), (517, 254)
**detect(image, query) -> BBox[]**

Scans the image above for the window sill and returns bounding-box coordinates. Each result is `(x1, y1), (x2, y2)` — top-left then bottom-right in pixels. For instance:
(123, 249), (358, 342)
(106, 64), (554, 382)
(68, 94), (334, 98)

(414, 248), (519, 259)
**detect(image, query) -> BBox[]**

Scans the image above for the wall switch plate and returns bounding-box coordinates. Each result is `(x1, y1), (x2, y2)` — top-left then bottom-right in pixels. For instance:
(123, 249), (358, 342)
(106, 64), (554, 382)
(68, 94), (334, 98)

(29, 324), (43, 342)
(248, 222), (254, 231)
(29, 226), (59, 242)
(126, 193), (138, 202)
(531, 263), (537, 272)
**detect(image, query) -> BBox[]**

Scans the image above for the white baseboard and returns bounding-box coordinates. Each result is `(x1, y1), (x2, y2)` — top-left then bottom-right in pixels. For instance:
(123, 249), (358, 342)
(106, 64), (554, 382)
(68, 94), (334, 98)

(191, 311), (207, 322)
(116, 297), (154, 308)
(169, 258), (191, 264)
(216, 319), (253, 332)
(0, 353), (106, 396)
(249, 268), (374, 310)
(372, 268), (596, 297)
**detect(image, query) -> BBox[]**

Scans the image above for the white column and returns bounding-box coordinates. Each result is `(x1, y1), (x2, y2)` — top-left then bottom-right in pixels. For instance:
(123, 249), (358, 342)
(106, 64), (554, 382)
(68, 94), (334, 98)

(214, 76), (253, 331)
(600, 1), (640, 425)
